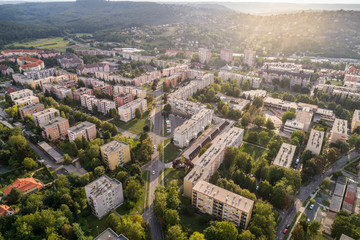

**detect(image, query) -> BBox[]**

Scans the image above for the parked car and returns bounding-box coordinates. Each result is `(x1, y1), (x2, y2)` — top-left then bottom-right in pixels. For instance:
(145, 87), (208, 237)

(283, 228), (288, 234)
(152, 170), (155, 175)
(309, 204), (314, 210)
(286, 224), (290, 229)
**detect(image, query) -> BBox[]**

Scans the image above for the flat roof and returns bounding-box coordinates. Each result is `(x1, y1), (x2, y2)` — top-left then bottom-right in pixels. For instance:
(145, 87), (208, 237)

(68, 121), (95, 134)
(41, 117), (68, 129)
(38, 141), (63, 163)
(295, 110), (313, 124)
(306, 129), (324, 153)
(193, 179), (254, 213)
(33, 108), (59, 118)
(19, 102), (44, 110)
(284, 119), (304, 129)
(332, 118), (348, 135)
(273, 143), (296, 169)
(353, 109), (360, 123)
(333, 177), (347, 197)
(101, 140), (128, 155)
(329, 195), (343, 213)
(94, 228), (128, 240)
(85, 175), (121, 199)
(340, 234), (355, 240)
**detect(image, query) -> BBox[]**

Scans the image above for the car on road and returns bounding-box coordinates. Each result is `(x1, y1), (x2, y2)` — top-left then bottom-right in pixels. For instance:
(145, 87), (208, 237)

(307, 218), (311, 224)
(153, 145), (156, 149)
(283, 228), (288, 234)
(309, 204), (314, 210)
(152, 170), (155, 175)
(286, 224), (290, 229)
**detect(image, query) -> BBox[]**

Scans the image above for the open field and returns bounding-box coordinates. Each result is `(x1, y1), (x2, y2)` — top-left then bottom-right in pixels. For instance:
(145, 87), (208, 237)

(240, 143), (266, 164)
(164, 142), (181, 163)
(112, 112), (150, 135)
(7, 37), (71, 52)
(163, 168), (186, 187)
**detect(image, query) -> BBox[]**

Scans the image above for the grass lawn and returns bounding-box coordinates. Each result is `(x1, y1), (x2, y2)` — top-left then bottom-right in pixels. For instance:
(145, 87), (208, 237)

(164, 142), (181, 163)
(239, 143), (266, 164)
(163, 116), (170, 136)
(80, 212), (110, 237)
(112, 112), (149, 135)
(330, 80), (343, 86)
(344, 157), (360, 175)
(158, 169), (163, 186)
(164, 138), (171, 146)
(163, 168), (186, 187)
(7, 37), (71, 52)
(146, 171), (150, 209)
(116, 171), (147, 215)
(243, 127), (274, 147)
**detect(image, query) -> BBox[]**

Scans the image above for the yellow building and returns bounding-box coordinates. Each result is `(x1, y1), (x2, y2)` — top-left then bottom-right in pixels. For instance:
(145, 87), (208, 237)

(100, 140), (131, 170)
(192, 179), (254, 229)
(351, 110), (360, 133)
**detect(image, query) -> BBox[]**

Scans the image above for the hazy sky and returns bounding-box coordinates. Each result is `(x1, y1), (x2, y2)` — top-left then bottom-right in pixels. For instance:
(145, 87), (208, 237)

(0, 0), (359, 3)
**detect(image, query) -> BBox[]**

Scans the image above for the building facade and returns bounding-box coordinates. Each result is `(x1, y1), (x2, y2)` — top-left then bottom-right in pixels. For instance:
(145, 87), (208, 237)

(41, 117), (70, 140)
(32, 108), (60, 126)
(100, 140), (131, 170)
(118, 98), (147, 122)
(67, 121), (97, 142)
(19, 103), (45, 120)
(330, 118), (348, 143)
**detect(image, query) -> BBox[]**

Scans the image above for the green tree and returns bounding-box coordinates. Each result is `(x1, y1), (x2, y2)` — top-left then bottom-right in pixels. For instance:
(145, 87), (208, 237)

(238, 230), (256, 240)
(241, 113), (251, 128)
(7, 187), (24, 204)
(135, 108), (142, 119)
(165, 209), (180, 227)
(166, 225), (187, 240)
(63, 154), (72, 165)
(254, 115), (265, 128)
(164, 104), (172, 114)
(125, 178), (142, 202)
(116, 171), (128, 183)
(309, 221), (321, 240)
(94, 166), (105, 177)
(258, 131), (269, 146)
(249, 200), (276, 240)
(116, 215), (146, 240)
(266, 118), (275, 130)
(281, 110), (296, 123)
(204, 221), (238, 240)
(292, 224), (304, 240)
(252, 97), (264, 108)
(189, 232), (205, 240)
(22, 157), (38, 170)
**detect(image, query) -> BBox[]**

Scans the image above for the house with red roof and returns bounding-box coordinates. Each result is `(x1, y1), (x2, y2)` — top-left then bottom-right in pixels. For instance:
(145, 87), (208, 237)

(3, 177), (43, 196)
(17, 57), (45, 72)
(0, 65), (14, 75)
(0, 205), (14, 217)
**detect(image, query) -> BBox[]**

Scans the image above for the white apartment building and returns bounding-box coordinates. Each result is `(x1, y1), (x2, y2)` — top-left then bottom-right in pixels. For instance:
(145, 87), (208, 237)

(167, 98), (205, 116)
(295, 110), (313, 132)
(118, 98), (148, 122)
(243, 50), (256, 67)
(198, 48), (211, 64)
(113, 85), (146, 99)
(283, 119), (305, 134)
(67, 121), (97, 142)
(219, 71), (261, 89)
(273, 143), (297, 169)
(173, 108), (213, 148)
(9, 89), (33, 101)
(242, 90), (267, 100)
(13, 95), (39, 106)
(306, 129), (324, 155)
(32, 108), (60, 126)
(330, 118), (348, 143)
(351, 110), (360, 133)
(80, 94), (116, 114)
(84, 175), (124, 219)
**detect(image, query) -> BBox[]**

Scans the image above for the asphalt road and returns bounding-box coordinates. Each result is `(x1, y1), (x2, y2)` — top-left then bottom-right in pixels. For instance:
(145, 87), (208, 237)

(276, 151), (359, 239)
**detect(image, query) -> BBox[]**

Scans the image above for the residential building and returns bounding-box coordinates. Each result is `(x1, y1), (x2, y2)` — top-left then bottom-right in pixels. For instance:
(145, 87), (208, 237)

(38, 141), (64, 163)
(173, 108), (213, 148)
(351, 109), (360, 133)
(243, 49), (256, 67)
(67, 121), (97, 142)
(165, 71), (187, 88)
(118, 98), (147, 122)
(19, 103), (45, 120)
(24, 68), (55, 80)
(242, 90), (267, 100)
(184, 127), (244, 198)
(85, 175), (124, 219)
(3, 177), (43, 196)
(32, 108), (60, 126)
(330, 118), (348, 143)
(220, 49), (233, 63)
(314, 108), (336, 123)
(41, 117), (69, 140)
(264, 96), (297, 111)
(80, 94), (116, 114)
(57, 53), (84, 68)
(114, 93), (134, 107)
(100, 140), (131, 170)
(58, 78), (77, 88)
(305, 129), (324, 155)
(342, 180), (357, 213)
(43, 83), (73, 100)
(283, 119), (305, 134)
(77, 49), (116, 57)
(77, 63), (109, 75)
(344, 74), (360, 83)
(13, 95), (39, 106)
(98, 99), (116, 114)
(0, 65), (14, 75)
(162, 65), (188, 77)
(73, 87), (93, 101)
(329, 177), (347, 213)
(295, 110), (313, 132)
(121, 53), (153, 63)
(1, 49), (44, 57)
(0, 205), (15, 216)
(198, 48), (211, 64)
(167, 98), (205, 116)
(273, 143), (296, 169)
(9, 89), (33, 101)
(113, 85), (146, 99)
(17, 56), (44, 72)
(340, 234), (355, 240)
(192, 179), (254, 229)
(94, 228), (128, 240)
(219, 71), (261, 89)
(94, 83), (113, 95)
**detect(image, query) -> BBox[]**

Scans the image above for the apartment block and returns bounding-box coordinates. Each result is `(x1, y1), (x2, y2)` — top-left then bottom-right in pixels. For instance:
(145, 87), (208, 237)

(19, 103), (45, 120)
(295, 110), (313, 132)
(98, 99), (116, 114)
(243, 50), (256, 67)
(100, 140), (131, 170)
(314, 108), (336, 123)
(80, 94), (116, 114)
(242, 90), (267, 100)
(73, 87), (93, 101)
(264, 96), (298, 111)
(273, 143), (296, 169)
(284, 119), (305, 134)
(118, 98), (147, 122)
(85, 175), (124, 219)
(330, 118), (348, 143)
(24, 68), (55, 80)
(198, 48), (211, 64)
(17, 56), (45, 72)
(184, 127), (244, 198)
(77, 63), (109, 75)
(43, 83), (73, 100)
(165, 71), (187, 88)
(351, 110), (360, 133)
(13, 95), (39, 106)
(162, 65), (189, 77)
(305, 129), (324, 155)
(33, 108), (60, 126)
(67, 121), (97, 142)
(167, 98), (205, 115)
(41, 117), (69, 140)
(173, 108), (213, 148)
(220, 49), (233, 63)
(192, 179), (254, 229)
(57, 53), (84, 69)
(113, 93), (134, 107)
(9, 89), (33, 101)
(113, 85), (146, 99)
(219, 71), (261, 89)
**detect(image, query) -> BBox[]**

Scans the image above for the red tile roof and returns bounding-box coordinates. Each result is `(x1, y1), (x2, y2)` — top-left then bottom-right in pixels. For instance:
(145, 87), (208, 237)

(0, 205), (14, 216)
(3, 177), (43, 196)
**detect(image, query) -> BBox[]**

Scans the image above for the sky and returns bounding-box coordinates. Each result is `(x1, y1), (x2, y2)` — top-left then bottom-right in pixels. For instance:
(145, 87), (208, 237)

(0, 0), (359, 3)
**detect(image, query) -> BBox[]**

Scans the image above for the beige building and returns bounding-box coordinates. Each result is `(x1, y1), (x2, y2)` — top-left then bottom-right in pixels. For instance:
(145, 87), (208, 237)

(32, 108), (60, 126)
(100, 140), (131, 170)
(85, 175), (124, 219)
(351, 109), (360, 133)
(41, 117), (69, 140)
(306, 129), (324, 155)
(173, 108), (213, 148)
(198, 48), (211, 64)
(184, 127), (244, 198)
(283, 119), (305, 135)
(19, 103), (44, 120)
(67, 121), (97, 142)
(243, 49), (256, 67)
(118, 98), (147, 122)
(9, 89), (33, 101)
(273, 143), (296, 169)
(295, 109), (313, 132)
(13, 95), (39, 106)
(330, 118), (348, 143)
(192, 179), (254, 229)
(220, 49), (233, 63)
